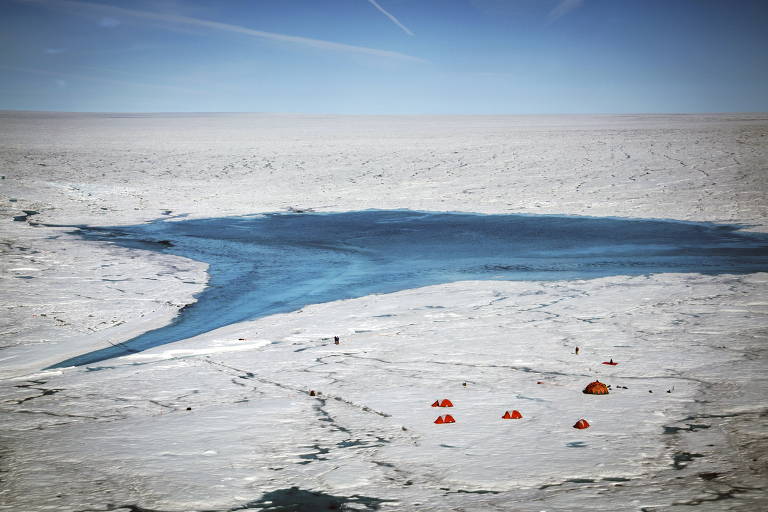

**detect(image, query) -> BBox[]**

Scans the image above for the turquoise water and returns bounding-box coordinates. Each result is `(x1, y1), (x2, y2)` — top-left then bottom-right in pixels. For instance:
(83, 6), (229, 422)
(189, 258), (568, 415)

(51, 210), (768, 367)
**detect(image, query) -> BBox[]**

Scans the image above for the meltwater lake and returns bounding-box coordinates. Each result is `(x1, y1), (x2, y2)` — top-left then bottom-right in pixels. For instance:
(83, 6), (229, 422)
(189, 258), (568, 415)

(53, 210), (768, 367)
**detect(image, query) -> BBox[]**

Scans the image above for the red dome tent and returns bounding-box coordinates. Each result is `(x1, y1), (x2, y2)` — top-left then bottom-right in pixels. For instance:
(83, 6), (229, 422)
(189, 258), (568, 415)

(583, 380), (609, 395)
(573, 419), (590, 429)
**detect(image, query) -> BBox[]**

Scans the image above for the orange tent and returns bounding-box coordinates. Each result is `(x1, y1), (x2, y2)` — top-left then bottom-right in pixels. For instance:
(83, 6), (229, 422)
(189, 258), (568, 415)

(439, 399), (454, 407)
(435, 414), (455, 424)
(502, 410), (523, 419)
(573, 419), (590, 429)
(431, 400), (440, 407)
(583, 380), (609, 395)
(602, 359), (618, 366)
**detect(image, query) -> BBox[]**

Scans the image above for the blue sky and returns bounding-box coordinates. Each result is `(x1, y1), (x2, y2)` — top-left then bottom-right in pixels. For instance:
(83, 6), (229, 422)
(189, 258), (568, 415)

(1, 0), (767, 113)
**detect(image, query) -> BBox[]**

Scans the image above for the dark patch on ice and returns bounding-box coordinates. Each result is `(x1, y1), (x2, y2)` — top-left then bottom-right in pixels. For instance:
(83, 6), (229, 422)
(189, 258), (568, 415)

(296, 444), (330, 464)
(448, 489), (501, 495)
(577, 317), (602, 323)
(75, 505), (172, 512)
(177, 302), (194, 313)
(672, 451), (704, 469)
(663, 423), (712, 434)
(49, 210), (768, 366)
(232, 487), (391, 511)
(12, 387), (63, 404)
(14, 275), (34, 279)
(14, 380), (47, 388)
(539, 478), (599, 490)
(602, 477), (631, 482)
(336, 439), (370, 448)
(12, 210), (38, 222)
(566, 441), (588, 448)
(311, 398), (351, 434)
(567, 478), (596, 484)
(84, 366), (116, 372)
(285, 206), (315, 214)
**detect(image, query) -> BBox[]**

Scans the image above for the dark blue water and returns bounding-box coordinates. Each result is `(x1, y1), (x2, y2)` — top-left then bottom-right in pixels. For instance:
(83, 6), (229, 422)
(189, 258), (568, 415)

(51, 210), (768, 367)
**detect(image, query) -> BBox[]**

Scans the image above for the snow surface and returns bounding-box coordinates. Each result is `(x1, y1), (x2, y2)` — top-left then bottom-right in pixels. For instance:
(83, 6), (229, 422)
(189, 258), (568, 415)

(1, 112), (767, 511)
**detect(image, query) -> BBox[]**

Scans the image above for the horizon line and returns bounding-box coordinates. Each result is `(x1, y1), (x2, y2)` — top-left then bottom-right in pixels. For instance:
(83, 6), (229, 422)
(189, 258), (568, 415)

(1, 109), (766, 117)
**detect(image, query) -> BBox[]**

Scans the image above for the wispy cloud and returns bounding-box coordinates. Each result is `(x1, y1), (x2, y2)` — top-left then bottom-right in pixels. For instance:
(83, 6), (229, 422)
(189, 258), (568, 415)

(366, 0), (414, 36)
(98, 16), (121, 28)
(549, 0), (584, 21)
(16, 0), (424, 62)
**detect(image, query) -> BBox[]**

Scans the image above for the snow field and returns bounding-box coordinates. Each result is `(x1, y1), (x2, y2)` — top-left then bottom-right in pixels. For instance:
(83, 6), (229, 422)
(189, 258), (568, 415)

(2, 113), (767, 510)
(2, 273), (765, 510)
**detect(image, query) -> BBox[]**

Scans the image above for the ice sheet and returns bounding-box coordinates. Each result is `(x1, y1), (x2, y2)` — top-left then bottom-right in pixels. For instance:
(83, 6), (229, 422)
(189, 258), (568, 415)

(1, 113), (767, 511)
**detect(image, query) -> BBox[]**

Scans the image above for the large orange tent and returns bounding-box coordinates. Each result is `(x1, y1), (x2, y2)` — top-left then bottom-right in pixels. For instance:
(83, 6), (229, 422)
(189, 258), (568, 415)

(583, 380), (609, 395)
